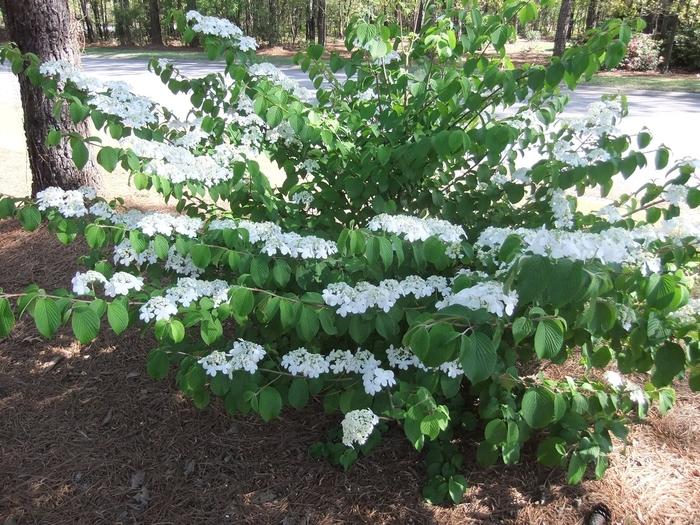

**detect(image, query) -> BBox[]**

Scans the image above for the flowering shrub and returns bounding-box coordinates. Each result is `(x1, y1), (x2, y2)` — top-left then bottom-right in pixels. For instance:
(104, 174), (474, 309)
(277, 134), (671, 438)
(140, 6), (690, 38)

(620, 33), (662, 71)
(1, 1), (699, 504)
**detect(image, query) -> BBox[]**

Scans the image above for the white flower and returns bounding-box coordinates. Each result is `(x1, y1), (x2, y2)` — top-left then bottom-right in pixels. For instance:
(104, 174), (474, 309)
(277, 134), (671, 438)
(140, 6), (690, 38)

(281, 348), (330, 378)
(549, 189), (574, 229)
(36, 187), (89, 218)
(104, 272), (144, 297)
(367, 213), (466, 245)
(361, 367), (396, 395)
(603, 370), (625, 390)
(226, 339), (266, 374)
(436, 281), (518, 317)
(328, 349), (381, 374)
(597, 205), (623, 224)
(668, 298), (700, 325)
(139, 296), (179, 322)
(664, 184), (688, 206)
(341, 409), (379, 447)
(71, 271), (107, 295)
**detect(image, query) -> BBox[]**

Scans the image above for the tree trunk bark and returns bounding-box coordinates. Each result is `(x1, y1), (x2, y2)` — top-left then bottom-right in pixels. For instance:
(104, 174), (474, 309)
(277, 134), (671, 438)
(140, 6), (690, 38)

(414, 0), (425, 33)
(90, 0), (104, 39)
(115, 0), (133, 46)
(585, 0), (598, 30)
(566, 1), (575, 40)
(553, 0), (573, 56)
(3, 0), (99, 195)
(79, 0), (96, 42)
(149, 0), (163, 46)
(316, 0), (326, 45)
(306, 0), (316, 42)
(268, 0), (278, 46)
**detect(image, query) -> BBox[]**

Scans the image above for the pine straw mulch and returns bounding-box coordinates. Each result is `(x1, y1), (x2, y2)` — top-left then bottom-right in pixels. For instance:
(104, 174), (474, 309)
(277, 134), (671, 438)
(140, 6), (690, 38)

(1, 219), (699, 525)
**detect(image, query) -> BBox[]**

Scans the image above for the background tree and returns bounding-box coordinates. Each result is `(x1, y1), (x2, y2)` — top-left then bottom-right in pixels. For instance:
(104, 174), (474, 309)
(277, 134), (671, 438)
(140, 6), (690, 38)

(149, 0), (163, 45)
(2, 0), (99, 195)
(553, 0), (573, 56)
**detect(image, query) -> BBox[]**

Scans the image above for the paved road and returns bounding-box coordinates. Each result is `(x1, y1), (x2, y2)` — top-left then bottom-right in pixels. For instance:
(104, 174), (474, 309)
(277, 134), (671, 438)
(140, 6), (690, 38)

(2, 55), (699, 196)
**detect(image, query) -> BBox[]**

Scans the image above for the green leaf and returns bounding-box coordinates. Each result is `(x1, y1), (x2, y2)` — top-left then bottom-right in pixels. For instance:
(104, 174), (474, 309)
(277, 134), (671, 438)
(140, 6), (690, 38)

(153, 234), (169, 259)
(288, 377), (309, 409)
(646, 274), (676, 309)
(231, 287), (254, 319)
(146, 349), (170, 379)
(190, 244), (212, 269)
(545, 60), (565, 87)
(69, 101), (90, 123)
(85, 224), (106, 249)
(460, 332), (497, 384)
(297, 306), (319, 342)
(250, 256), (270, 287)
(129, 230), (148, 253)
(47, 129), (62, 146)
(484, 419), (507, 445)
(0, 298), (15, 337)
(200, 318), (222, 345)
(71, 305), (101, 344)
(534, 319), (564, 360)
(280, 299), (300, 331)
(33, 298), (61, 338)
(512, 316), (533, 345)
(655, 147), (670, 169)
(70, 136), (90, 169)
(567, 453), (587, 484)
(97, 146), (120, 172)
(272, 260), (291, 287)
(447, 475), (467, 503)
(652, 341), (686, 387)
(266, 106), (283, 128)
(107, 299), (129, 335)
(258, 386), (282, 421)
(537, 436), (567, 467)
(521, 387), (554, 429)
(18, 206), (41, 231)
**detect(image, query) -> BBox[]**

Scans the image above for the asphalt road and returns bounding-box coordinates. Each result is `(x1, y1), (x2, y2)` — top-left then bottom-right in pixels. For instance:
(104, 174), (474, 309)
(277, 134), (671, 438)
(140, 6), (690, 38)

(2, 55), (699, 196)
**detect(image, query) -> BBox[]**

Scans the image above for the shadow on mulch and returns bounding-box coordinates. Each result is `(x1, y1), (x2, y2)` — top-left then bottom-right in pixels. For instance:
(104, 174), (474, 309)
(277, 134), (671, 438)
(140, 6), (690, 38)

(1, 219), (698, 524)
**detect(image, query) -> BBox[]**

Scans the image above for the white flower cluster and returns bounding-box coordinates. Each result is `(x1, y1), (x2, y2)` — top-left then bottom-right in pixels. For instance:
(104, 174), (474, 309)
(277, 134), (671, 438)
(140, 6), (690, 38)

(603, 370), (648, 407)
(209, 218), (337, 259)
(550, 98), (622, 168)
(36, 186), (94, 218)
(199, 339), (267, 377)
(386, 345), (463, 378)
(476, 226), (662, 271)
(549, 189), (574, 229)
(39, 61), (158, 129)
(597, 205), (624, 224)
(90, 202), (203, 239)
(322, 275), (450, 317)
(139, 277), (229, 322)
(125, 136), (235, 186)
(341, 409), (379, 447)
(668, 298), (700, 325)
(436, 281), (519, 317)
(290, 190), (314, 206)
(664, 184), (689, 206)
(72, 270), (143, 297)
(281, 348), (330, 378)
(367, 213), (466, 244)
(247, 62), (316, 102)
(281, 347), (396, 396)
(617, 304), (637, 331)
(186, 10), (243, 39)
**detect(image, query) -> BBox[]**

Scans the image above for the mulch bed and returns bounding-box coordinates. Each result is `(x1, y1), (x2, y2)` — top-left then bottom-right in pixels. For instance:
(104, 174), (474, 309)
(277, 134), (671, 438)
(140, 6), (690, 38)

(1, 219), (699, 524)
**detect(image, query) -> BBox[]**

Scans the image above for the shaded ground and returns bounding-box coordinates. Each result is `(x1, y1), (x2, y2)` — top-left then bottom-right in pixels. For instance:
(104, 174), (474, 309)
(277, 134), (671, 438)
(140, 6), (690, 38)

(1, 220), (699, 524)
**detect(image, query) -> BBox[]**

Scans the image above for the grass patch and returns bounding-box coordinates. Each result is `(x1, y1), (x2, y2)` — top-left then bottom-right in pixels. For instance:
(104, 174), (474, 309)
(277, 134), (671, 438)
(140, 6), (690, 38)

(584, 73), (700, 93)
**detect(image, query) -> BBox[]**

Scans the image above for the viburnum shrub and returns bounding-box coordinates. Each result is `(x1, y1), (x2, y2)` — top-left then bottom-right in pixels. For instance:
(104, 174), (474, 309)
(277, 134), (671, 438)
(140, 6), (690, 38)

(1, 1), (699, 504)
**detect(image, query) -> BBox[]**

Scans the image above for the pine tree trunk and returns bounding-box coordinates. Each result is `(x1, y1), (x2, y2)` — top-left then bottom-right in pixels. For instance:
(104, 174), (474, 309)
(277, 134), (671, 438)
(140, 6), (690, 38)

(306, 0), (316, 42)
(268, 0), (278, 46)
(553, 0), (573, 56)
(585, 0), (598, 30)
(149, 0), (163, 46)
(79, 0), (96, 42)
(316, 0), (326, 45)
(115, 0), (133, 46)
(414, 0), (425, 33)
(3, 0), (100, 195)
(90, 0), (104, 39)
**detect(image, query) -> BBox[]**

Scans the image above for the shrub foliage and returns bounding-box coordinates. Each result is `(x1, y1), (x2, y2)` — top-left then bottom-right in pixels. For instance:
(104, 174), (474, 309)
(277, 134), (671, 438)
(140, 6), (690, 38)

(1, 1), (699, 504)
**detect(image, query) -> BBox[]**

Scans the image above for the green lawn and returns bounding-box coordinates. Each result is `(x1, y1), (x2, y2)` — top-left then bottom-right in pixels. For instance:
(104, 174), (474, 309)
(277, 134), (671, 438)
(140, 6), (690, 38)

(583, 74), (700, 93)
